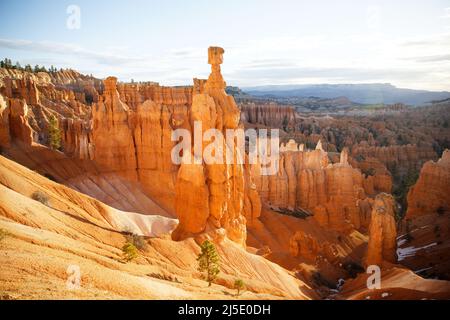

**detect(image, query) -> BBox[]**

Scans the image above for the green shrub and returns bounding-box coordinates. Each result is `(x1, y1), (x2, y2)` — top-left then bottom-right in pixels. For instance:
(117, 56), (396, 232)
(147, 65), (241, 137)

(31, 191), (49, 206)
(122, 242), (138, 262)
(124, 232), (147, 251)
(197, 240), (220, 286)
(234, 279), (245, 296)
(48, 115), (62, 151)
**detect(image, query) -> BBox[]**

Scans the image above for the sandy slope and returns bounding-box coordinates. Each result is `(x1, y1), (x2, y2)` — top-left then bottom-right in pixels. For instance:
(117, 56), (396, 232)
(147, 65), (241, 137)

(338, 267), (450, 300)
(3, 142), (170, 217)
(0, 155), (314, 299)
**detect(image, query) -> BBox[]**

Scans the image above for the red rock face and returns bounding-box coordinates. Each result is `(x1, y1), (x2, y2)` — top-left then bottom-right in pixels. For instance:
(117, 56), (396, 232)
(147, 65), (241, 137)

(253, 142), (372, 232)
(0, 95), (10, 147)
(240, 102), (296, 129)
(349, 156), (392, 194)
(365, 193), (397, 268)
(406, 150), (450, 218)
(88, 76), (192, 213)
(116, 82), (193, 110)
(172, 47), (250, 245)
(396, 150), (450, 280)
(351, 144), (437, 177)
(2, 77), (39, 105)
(7, 98), (33, 145)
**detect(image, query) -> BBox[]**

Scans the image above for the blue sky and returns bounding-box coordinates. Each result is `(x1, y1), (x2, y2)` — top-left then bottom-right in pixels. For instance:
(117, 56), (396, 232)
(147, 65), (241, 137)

(0, 0), (449, 90)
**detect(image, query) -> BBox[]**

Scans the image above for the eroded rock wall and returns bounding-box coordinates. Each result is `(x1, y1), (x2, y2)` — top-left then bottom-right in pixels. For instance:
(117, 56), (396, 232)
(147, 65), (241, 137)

(254, 141), (372, 231)
(365, 193), (397, 267)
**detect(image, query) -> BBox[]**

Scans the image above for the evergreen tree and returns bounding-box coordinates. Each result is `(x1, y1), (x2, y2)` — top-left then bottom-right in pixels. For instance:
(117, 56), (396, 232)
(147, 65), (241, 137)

(234, 279), (245, 296)
(197, 240), (220, 286)
(48, 115), (62, 150)
(122, 242), (138, 262)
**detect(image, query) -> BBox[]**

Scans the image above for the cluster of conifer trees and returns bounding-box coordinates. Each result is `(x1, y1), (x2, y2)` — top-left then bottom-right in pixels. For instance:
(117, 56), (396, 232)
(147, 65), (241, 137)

(0, 58), (60, 73)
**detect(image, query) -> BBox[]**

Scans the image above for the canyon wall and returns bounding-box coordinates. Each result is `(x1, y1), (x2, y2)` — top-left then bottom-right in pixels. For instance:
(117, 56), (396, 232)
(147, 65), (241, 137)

(351, 144), (437, 177)
(0, 48), (260, 246)
(253, 140), (373, 231)
(240, 102), (296, 129)
(397, 150), (450, 279)
(406, 150), (450, 218)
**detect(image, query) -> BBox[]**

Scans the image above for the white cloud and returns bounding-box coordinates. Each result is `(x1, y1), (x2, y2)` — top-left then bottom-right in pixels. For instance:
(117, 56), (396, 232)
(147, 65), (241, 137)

(442, 7), (450, 19)
(0, 38), (145, 65)
(0, 33), (449, 91)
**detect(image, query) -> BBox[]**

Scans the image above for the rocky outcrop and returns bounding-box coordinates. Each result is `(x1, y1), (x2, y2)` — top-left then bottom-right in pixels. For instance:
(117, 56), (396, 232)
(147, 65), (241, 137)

(172, 47), (250, 245)
(406, 150), (450, 218)
(254, 140), (371, 231)
(92, 76), (138, 175)
(1, 77), (39, 105)
(365, 193), (397, 267)
(240, 102), (296, 130)
(0, 95), (10, 147)
(351, 144), (437, 177)
(116, 82), (192, 110)
(349, 155), (392, 194)
(88, 75), (192, 213)
(7, 98), (34, 145)
(397, 150), (450, 280)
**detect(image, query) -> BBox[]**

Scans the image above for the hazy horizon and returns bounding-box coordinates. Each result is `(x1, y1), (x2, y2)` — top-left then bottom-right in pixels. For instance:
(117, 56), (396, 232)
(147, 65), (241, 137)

(0, 0), (449, 91)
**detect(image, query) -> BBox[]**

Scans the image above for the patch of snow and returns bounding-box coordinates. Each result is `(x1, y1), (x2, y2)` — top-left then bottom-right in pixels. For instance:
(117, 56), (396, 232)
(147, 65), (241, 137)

(397, 242), (438, 261)
(414, 267), (433, 274)
(329, 289), (339, 293)
(336, 278), (345, 291)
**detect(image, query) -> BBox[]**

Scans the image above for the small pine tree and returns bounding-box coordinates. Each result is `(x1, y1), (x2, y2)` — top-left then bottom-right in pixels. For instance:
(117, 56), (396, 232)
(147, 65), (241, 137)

(234, 279), (245, 296)
(122, 242), (138, 262)
(48, 115), (62, 150)
(197, 240), (220, 286)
